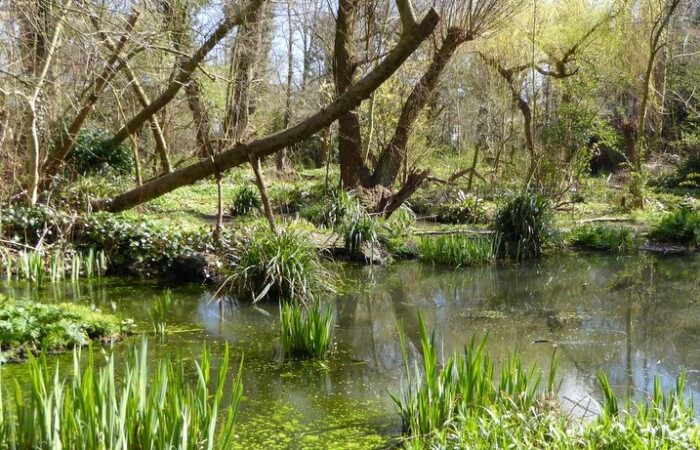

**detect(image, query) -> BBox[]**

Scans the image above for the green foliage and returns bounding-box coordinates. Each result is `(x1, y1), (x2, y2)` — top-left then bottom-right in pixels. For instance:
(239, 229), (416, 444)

(412, 188), (488, 224)
(0, 205), (73, 246)
(230, 184), (262, 216)
(391, 315), (545, 439)
(342, 210), (379, 255)
(0, 296), (125, 361)
(662, 155), (700, 189)
(232, 229), (331, 302)
(150, 290), (171, 337)
(418, 234), (495, 267)
(569, 225), (638, 253)
(648, 208), (700, 246)
(0, 340), (243, 449)
(494, 193), (553, 260)
(79, 213), (219, 276)
(301, 189), (358, 228)
(585, 373), (698, 449)
(63, 128), (134, 176)
(279, 300), (334, 359)
(395, 319), (699, 449)
(0, 248), (107, 284)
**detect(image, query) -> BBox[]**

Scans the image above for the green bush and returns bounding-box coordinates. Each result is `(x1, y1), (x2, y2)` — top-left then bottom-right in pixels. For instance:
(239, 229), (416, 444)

(493, 193), (553, 260)
(232, 229), (331, 302)
(230, 184), (262, 216)
(280, 300), (334, 359)
(63, 128), (134, 176)
(301, 189), (358, 228)
(419, 234), (495, 267)
(569, 225), (638, 253)
(648, 208), (700, 246)
(661, 155), (700, 189)
(0, 296), (126, 361)
(0, 204), (73, 245)
(0, 340), (242, 449)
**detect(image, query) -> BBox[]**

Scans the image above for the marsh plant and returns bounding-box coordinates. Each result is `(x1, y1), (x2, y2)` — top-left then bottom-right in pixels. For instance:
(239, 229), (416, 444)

(648, 207), (700, 246)
(149, 290), (171, 337)
(280, 300), (335, 359)
(392, 316), (547, 439)
(342, 210), (379, 255)
(418, 234), (496, 267)
(0, 340), (243, 449)
(394, 317), (699, 449)
(0, 248), (107, 283)
(494, 193), (553, 260)
(569, 225), (639, 253)
(233, 229), (331, 302)
(230, 184), (262, 216)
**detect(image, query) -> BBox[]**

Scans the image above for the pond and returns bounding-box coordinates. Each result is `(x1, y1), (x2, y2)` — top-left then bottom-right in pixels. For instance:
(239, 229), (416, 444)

(2, 252), (700, 448)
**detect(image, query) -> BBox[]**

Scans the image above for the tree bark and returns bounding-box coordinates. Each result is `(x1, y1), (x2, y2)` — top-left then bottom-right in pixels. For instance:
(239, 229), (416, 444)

(371, 28), (467, 187)
(43, 11), (139, 180)
(107, 0), (266, 149)
(92, 7), (440, 212)
(333, 0), (369, 188)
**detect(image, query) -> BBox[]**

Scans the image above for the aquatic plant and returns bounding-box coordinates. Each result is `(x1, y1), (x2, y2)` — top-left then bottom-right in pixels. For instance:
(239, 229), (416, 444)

(392, 315), (545, 438)
(395, 317), (700, 449)
(233, 228), (331, 302)
(230, 184), (262, 216)
(150, 290), (171, 337)
(342, 210), (378, 255)
(648, 208), (700, 246)
(279, 300), (334, 359)
(493, 193), (553, 260)
(418, 234), (495, 267)
(0, 340), (243, 449)
(569, 225), (638, 253)
(0, 296), (124, 361)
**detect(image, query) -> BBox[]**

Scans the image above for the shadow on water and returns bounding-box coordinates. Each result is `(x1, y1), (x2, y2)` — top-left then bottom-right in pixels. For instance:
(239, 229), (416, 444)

(2, 252), (700, 448)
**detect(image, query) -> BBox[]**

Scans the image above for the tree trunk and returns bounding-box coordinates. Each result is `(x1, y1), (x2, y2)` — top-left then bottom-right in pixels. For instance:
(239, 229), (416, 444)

(371, 28), (466, 188)
(92, 7), (440, 212)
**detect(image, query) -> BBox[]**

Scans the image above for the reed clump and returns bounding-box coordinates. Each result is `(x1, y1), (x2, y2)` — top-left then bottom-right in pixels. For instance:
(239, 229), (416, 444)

(280, 300), (334, 359)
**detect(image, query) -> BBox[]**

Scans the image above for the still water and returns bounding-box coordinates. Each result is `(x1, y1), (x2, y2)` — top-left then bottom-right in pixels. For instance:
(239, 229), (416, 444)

(2, 252), (700, 448)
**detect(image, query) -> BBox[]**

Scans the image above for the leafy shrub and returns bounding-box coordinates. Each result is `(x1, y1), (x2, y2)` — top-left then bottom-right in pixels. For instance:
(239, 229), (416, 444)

(569, 225), (638, 253)
(232, 229), (331, 302)
(648, 208), (700, 246)
(493, 193), (553, 260)
(78, 213), (216, 275)
(301, 189), (358, 228)
(661, 154), (700, 189)
(419, 234), (495, 267)
(0, 296), (125, 361)
(230, 184), (262, 216)
(0, 340), (242, 449)
(0, 204), (73, 245)
(63, 128), (134, 175)
(280, 300), (334, 359)
(412, 188), (488, 224)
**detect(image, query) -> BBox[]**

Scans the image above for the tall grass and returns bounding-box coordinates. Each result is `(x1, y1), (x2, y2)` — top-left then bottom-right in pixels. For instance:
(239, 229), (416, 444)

(230, 184), (262, 216)
(233, 229), (331, 302)
(494, 193), (553, 261)
(0, 248), (107, 283)
(569, 225), (639, 253)
(418, 235), (496, 267)
(280, 300), (334, 359)
(392, 315), (547, 438)
(150, 290), (171, 337)
(0, 340), (243, 449)
(343, 210), (379, 255)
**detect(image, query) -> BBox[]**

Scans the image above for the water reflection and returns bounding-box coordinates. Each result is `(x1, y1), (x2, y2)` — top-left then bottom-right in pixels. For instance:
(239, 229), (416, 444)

(2, 252), (700, 447)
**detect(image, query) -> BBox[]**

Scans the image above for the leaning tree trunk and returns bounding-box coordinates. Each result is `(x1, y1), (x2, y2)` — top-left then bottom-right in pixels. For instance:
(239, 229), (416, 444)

(91, 6), (440, 212)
